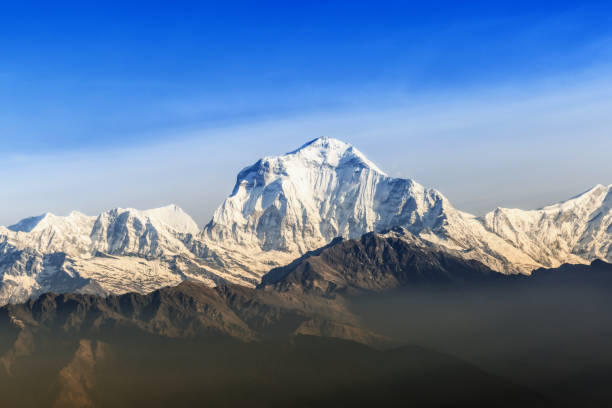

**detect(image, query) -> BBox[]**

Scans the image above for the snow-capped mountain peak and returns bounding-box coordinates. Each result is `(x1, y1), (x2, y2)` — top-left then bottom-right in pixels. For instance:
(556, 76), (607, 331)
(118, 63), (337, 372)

(89, 205), (199, 256)
(8, 213), (52, 232)
(204, 137), (441, 254)
(8, 211), (93, 234)
(141, 204), (199, 234)
(200, 137), (481, 277)
(200, 139), (612, 279)
(3, 211), (96, 255)
(0, 204), (212, 305)
(540, 183), (612, 213)
(285, 137), (387, 175)
(483, 183), (612, 268)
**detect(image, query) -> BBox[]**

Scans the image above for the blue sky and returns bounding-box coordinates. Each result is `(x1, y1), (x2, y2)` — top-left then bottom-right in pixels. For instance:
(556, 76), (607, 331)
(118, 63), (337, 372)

(1, 1), (612, 225)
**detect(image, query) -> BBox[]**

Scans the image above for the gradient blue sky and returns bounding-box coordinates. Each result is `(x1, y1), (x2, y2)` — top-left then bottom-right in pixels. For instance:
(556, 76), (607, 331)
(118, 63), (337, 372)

(2, 1), (612, 226)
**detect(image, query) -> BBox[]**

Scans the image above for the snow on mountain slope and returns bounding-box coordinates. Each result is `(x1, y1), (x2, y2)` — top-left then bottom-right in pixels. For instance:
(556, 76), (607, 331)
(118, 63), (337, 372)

(142, 205), (200, 234)
(196, 138), (449, 277)
(90, 206), (198, 257)
(483, 184), (612, 268)
(4, 211), (96, 254)
(196, 137), (544, 277)
(0, 136), (610, 305)
(0, 204), (243, 305)
(203, 137), (448, 253)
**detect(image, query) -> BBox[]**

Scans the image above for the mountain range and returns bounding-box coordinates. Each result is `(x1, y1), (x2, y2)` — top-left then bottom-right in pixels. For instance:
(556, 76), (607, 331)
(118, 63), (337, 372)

(1, 136), (611, 305)
(2, 229), (610, 407)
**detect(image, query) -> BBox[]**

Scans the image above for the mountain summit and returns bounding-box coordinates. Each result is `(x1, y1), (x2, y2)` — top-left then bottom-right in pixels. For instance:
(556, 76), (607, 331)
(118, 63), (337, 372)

(196, 137), (543, 278)
(0, 137), (610, 305)
(285, 137), (386, 174)
(203, 136), (447, 253)
(483, 183), (612, 267)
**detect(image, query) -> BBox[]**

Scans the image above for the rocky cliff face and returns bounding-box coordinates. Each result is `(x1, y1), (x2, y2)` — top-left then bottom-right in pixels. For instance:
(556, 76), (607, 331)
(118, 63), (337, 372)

(260, 228), (503, 296)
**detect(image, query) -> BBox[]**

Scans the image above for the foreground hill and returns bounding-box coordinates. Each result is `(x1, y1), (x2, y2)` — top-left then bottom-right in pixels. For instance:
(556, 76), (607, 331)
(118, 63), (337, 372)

(0, 294), (553, 407)
(0, 329), (551, 407)
(260, 228), (503, 295)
